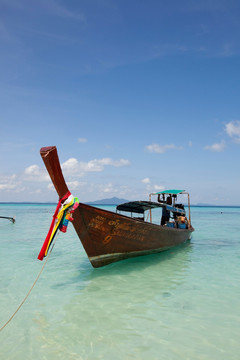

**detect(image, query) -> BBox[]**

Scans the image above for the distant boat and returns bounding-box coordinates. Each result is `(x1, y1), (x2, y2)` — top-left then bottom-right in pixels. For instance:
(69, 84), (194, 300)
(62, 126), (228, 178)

(39, 146), (194, 268)
(0, 216), (15, 223)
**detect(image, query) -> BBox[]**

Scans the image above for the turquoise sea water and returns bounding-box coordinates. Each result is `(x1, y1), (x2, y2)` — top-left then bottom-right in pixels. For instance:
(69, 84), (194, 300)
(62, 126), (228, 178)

(0, 203), (240, 360)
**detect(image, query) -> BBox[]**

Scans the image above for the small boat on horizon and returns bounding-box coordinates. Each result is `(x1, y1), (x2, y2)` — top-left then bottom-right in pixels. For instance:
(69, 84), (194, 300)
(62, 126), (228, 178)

(38, 146), (194, 268)
(0, 216), (15, 223)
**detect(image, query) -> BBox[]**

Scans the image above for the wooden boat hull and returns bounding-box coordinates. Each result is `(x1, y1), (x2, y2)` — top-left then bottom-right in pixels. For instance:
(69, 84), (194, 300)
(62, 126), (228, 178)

(40, 146), (194, 268)
(73, 203), (192, 267)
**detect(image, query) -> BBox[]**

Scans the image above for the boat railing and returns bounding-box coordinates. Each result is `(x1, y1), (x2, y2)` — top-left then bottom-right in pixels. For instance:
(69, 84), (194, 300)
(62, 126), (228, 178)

(148, 191), (192, 227)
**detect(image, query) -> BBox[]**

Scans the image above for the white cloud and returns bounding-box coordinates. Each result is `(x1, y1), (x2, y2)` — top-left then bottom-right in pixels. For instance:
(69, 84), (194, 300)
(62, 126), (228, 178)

(24, 164), (40, 175)
(145, 183), (165, 193)
(66, 180), (87, 190)
(153, 185), (165, 191)
(146, 143), (183, 153)
(204, 141), (225, 152)
(61, 158), (79, 172)
(48, 183), (54, 191)
(0, 174), (17, 191)
(88, 158), (130, 168)
(61, 157), (130, 176)
(24, 164), (49, 181)
(1, 174), (16, 180)
(82, 183), (131, 200)
(0, 174), (25, 193)
(30, 189), (42, 194)
(141, 178), (164, 193)
(0, 183), (17, 190)
(225, 120), (240, 143)
(142, 177), (151, 184)
(78, 138), (87, 143)
(102, 183), (117, 193)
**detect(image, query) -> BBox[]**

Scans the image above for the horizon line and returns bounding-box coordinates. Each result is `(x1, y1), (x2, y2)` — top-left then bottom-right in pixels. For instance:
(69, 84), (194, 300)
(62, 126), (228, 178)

(0, 201), (240, 207)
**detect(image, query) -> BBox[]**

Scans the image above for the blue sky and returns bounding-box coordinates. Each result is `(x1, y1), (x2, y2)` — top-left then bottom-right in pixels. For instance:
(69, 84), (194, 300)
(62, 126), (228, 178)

(0, 0), (240, 205)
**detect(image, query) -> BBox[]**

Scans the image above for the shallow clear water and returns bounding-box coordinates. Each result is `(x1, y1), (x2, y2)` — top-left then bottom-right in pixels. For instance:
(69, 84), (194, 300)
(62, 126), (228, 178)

(0, 204), (240, 360)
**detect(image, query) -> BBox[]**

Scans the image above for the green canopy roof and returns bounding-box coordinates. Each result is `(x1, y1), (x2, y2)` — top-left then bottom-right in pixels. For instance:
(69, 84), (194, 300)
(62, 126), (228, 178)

(152, 189), (185, 195)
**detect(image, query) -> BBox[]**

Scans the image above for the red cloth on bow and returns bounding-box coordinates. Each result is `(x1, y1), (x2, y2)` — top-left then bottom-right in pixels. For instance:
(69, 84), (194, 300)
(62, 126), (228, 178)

(38, 191), (71, 261)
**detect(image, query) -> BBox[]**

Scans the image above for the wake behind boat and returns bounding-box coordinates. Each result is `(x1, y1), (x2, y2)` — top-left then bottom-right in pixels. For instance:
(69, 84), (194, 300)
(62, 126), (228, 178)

(39, 146), (194, 267)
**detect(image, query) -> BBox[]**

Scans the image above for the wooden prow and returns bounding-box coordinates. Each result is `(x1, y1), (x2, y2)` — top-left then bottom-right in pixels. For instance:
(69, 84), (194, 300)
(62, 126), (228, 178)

(40, 146), (86, 259)
(40, 146), (69, 199)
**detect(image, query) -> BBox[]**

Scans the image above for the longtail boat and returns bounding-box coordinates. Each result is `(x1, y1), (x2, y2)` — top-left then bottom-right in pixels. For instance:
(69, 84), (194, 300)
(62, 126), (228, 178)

(39, 146), (194, 268)
(0, 216), (15, 223)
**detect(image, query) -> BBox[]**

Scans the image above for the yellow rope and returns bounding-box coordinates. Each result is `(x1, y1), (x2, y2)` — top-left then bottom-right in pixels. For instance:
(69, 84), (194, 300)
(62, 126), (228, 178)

(0, 232), (59, 332)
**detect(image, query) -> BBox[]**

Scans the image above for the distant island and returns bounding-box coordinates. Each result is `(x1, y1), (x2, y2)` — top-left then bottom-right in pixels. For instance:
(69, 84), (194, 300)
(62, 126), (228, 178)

(87, 197), (129, 205)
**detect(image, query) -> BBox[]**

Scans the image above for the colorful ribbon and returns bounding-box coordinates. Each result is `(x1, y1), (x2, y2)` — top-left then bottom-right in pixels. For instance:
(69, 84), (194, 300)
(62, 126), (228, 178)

(38, 192), (79, 261)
